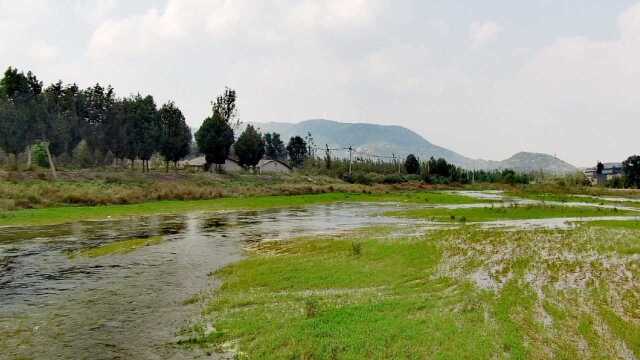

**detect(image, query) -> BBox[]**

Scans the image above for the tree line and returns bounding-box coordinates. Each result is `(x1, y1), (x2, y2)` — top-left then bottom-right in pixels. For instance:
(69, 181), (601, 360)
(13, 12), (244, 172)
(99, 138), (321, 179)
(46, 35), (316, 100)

(0, 66), (317, 175)
(0, 67), (192, 176)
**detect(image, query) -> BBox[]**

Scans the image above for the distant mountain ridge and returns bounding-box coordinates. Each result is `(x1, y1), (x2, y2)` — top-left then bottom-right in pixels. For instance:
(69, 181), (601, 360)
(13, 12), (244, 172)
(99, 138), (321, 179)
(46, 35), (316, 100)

(252, 119), (577, 173)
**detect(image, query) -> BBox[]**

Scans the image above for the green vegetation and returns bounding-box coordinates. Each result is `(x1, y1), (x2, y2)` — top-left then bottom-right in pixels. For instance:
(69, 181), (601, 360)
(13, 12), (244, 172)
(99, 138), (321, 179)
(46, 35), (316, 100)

(187, 225), (640, 359)
(387, 204), (633, 222)
(0, 191), (487, 227)
(70, 236), (163, 258)
(586, 219), (640, 230)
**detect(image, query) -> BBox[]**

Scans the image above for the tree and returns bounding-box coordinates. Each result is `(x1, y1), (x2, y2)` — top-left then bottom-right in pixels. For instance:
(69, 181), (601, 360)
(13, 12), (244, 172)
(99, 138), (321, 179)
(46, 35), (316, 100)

(78, 83), (115, 155)
(0, 67), (41, 104)
(117, 94), (159, 171)
(305, 132), (316, 158)
(596, 162), (604, 175)
(134, 95), (160, 172)
(623, 155), (640, 188)
(195, 111), (234, 171)
(264, 132), (286, 160)
(324, 144), (332, 169)
(405, 154), (420, 175)
(211, 87), (239, 128)
(158, 101), (191, 170)
(0, 67), (45, 169)
(43, 81), (83, 156)
(286, 136), (307, 168)
(0, 99), (28, 167)
(235, 124), (265, 170)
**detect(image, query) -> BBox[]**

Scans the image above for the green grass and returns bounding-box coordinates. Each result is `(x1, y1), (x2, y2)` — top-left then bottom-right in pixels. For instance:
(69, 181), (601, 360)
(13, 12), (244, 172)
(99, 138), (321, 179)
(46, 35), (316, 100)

(69, 235), (164, 258)
(191, 231), (500, 359)
(387, 204), (634, 222)
(0, 191), (489, 227)
(190, 226), (640, 358)
(584, 219), (640, 230)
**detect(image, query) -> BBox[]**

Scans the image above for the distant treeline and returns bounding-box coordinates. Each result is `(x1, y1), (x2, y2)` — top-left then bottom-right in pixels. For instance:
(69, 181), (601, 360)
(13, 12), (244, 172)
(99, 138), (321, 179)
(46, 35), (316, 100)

(302, 154), (531, 185)
(0, 67), (192, 173)
(0, 67), (320, 174)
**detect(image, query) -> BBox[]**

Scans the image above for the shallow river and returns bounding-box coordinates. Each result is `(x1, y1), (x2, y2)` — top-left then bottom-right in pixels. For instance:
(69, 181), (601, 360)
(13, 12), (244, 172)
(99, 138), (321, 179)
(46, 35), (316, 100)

(0, 203), (412, 360)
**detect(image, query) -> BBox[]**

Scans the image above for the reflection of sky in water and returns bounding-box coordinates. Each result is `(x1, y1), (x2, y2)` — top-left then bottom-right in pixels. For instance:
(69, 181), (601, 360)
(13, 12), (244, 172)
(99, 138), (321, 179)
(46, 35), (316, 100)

(0, 202), (415, 359)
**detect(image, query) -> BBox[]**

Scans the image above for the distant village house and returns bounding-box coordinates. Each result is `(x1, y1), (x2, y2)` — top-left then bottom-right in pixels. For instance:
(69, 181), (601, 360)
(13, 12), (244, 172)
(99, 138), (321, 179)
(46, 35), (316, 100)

(184, 156), (291, 174)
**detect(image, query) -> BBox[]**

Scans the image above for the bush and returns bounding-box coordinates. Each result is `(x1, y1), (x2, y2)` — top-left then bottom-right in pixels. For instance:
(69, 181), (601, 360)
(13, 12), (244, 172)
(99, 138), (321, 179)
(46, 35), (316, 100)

(607, 176), (626, 189)
(351, 242), (362, 256)
(32, 143), (49, 168)
(341, 171), (379, 185)
(382, 174), (406, 184)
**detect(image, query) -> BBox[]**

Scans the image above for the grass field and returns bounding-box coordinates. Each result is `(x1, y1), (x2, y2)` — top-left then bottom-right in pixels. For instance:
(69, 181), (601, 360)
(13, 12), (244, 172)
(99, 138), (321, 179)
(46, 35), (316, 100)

(187, 223), (640, 359)
(0, 191), (489, 227)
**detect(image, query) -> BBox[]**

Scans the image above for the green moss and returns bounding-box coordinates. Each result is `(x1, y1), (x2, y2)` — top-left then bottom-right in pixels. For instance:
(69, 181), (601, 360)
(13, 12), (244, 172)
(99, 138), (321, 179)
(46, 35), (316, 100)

(70, 236), (163, 258)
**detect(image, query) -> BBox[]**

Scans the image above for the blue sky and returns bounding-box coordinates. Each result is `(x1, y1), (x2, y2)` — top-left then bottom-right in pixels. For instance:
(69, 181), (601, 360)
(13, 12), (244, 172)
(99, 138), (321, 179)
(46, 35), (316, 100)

(1, 0), (639, 166)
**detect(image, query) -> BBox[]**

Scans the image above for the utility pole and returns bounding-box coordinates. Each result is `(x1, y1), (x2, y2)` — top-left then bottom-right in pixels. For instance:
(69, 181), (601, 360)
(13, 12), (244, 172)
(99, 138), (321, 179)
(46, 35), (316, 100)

(392, 153), (398, 174)
(348, 145), (353, 175)
(325, 144), (331, 169)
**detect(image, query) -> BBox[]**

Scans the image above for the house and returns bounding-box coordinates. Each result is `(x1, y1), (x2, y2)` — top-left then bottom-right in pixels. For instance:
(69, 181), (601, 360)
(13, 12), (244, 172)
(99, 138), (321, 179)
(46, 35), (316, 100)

(184, 156), (291, 174)
(183, 156), (244, 172)
(257, 159), (292, 174)
(583, 162), (623, 185)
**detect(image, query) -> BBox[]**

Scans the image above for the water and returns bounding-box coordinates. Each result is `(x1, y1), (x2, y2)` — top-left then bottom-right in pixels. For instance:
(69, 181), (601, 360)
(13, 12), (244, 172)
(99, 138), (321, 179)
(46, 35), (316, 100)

(0, 203), (413, 360)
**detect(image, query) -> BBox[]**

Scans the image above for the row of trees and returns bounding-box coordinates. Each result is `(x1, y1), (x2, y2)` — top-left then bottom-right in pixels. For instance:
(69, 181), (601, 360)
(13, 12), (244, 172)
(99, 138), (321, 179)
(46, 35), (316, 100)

(0, 67), (192, 175)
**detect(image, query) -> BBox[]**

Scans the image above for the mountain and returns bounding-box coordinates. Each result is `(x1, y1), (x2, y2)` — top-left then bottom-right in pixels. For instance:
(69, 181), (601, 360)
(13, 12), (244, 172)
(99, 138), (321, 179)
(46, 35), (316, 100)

(496, 152), (577, 174)
(252, 119), (577, 173)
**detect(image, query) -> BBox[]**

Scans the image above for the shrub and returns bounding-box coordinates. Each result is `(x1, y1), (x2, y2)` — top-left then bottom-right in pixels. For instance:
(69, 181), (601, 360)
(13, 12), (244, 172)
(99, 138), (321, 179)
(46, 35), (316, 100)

(342, 171), (377, 185)
(382, 174), (406, 184)
(32, 143), (49, 168)
(351, 242), (362, 256)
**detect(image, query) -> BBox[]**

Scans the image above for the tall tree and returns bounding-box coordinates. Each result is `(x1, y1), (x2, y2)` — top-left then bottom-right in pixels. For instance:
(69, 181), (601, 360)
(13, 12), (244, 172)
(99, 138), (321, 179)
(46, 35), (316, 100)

(135, 95), (160, 172)
(78, 83), (115, 155)
(0, 98), (28, 167)
(405, 154), (420, 175)
(0, 67), (41, 103)
(211, 87), (239, 128)
(264, 132), (286, 160)
(623, 155), (640, 188)
(103, 99), (129, 166)
(286, 136), (307, 168)
(195, 111), (234, 171)
(235, 125), (265, 170)
(158, 101), (191, 170)
(43, 81), (82, 157)
(0, 67), (44, 169)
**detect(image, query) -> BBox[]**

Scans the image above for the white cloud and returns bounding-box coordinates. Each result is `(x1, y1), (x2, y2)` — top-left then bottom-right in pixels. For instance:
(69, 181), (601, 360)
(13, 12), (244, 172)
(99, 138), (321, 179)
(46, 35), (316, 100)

(469, 21), (502, 48)
(288, 0), (375, 30)
(3, 1), (640, 166)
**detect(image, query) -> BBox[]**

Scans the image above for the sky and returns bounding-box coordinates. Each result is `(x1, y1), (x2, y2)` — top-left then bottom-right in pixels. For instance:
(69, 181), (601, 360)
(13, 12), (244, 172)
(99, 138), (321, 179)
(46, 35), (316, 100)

(1, 0), (639, 167)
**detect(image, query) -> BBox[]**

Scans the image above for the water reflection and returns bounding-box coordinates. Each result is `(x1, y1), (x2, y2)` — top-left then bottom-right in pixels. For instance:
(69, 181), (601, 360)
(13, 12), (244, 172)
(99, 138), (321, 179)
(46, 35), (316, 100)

(0, 202), (413, 360)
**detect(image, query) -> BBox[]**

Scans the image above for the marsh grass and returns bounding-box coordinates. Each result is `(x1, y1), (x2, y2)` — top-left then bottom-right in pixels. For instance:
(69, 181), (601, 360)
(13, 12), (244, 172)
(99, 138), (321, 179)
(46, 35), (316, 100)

(387, 204), (634, 222)
(192, 225), (640, 359)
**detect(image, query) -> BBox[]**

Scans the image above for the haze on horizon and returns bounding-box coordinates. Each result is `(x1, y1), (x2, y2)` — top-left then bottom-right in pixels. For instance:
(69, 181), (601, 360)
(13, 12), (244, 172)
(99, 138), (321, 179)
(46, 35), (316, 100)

(1, 0), (638, 167)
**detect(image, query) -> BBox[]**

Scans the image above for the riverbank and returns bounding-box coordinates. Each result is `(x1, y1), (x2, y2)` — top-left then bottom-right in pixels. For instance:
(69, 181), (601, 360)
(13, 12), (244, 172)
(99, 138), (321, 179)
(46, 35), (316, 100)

(191, 220), (640, 359)
(0, 191), (488, 227)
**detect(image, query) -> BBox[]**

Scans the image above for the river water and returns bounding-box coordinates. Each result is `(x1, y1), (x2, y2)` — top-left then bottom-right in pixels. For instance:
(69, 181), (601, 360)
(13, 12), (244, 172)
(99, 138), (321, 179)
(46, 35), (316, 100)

(0, 203), (412, 360)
